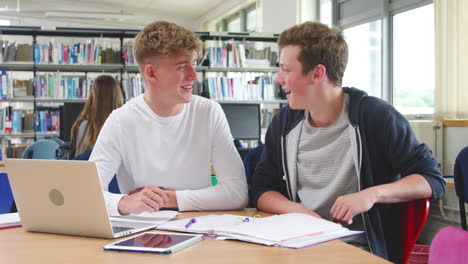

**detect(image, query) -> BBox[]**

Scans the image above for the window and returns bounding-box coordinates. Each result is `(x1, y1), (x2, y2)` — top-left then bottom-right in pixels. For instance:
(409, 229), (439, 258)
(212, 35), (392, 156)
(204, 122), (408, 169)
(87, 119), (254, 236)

(214, 4), (256, 32)
(246, 7), (256, 32)
(320, 0), (332, 27)
(335, 0), (434, 118)
(342, 20), (382, 98)
(393, 4), (434, 115)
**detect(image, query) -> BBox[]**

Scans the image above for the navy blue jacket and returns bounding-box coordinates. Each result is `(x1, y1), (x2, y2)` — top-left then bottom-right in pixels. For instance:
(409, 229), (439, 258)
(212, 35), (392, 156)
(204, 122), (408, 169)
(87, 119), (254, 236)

(251, 87), (446, 263)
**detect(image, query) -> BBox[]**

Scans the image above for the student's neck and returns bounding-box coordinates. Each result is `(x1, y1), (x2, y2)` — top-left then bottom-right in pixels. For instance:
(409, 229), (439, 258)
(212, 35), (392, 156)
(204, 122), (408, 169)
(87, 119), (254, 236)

(143, 92), (184, 117)
(307, 85), (343, 128)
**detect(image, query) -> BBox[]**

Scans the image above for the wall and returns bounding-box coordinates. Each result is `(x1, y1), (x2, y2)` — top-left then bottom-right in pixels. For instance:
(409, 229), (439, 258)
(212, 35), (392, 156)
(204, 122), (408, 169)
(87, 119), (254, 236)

(258, 0), (299, 33)
(444, 127), (468, 176)
(417, 124), (468, 243)
(0, 14), (195, 30)
(195, 0), (255, 31)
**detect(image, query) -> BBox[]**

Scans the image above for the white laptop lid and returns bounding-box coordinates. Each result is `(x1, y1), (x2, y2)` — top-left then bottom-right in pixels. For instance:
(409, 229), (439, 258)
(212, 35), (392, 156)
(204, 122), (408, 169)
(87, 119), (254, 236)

(5, 159), (154, 238)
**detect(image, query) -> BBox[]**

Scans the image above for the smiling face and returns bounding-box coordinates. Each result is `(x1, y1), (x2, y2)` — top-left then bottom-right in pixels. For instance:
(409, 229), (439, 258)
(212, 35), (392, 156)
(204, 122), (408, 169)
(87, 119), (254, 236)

(275, 45), (315, 109)
(149, 52), (198, 105)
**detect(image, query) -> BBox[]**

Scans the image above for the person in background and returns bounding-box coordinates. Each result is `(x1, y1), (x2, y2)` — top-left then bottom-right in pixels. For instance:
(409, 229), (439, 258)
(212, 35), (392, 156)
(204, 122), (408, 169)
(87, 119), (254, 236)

(70, 75), (124, 159)
(251, 21), (445, 262)
(90, 21), (248, 216)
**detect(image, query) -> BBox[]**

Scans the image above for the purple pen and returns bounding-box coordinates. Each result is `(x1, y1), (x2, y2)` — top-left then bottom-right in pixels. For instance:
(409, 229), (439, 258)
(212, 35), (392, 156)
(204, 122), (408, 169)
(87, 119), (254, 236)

(185, 218), (197, 228)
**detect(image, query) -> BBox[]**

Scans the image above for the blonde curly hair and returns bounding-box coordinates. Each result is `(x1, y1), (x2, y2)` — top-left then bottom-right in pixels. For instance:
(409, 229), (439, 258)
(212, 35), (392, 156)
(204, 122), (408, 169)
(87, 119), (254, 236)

(133, 21), (202, 70)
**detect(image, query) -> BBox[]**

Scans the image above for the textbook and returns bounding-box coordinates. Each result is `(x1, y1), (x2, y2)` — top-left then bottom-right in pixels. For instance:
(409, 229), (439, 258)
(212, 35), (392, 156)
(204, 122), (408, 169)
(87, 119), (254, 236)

(0, 213), (21, 230)
(157, 213), (363, 248)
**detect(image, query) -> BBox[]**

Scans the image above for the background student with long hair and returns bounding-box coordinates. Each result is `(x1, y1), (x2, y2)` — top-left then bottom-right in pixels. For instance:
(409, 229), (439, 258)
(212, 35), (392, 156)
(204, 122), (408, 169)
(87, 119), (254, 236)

(70, 75), (124, 159)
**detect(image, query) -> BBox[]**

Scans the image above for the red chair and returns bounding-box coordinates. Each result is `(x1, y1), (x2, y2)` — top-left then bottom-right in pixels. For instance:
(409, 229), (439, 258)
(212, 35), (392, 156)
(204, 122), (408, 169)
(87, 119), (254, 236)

(401, 198), (430, 264)
(428, 226), (468, 264)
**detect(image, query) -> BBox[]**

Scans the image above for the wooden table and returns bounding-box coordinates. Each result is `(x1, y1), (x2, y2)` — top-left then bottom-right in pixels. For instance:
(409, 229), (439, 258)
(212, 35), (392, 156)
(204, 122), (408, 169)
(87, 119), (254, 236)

(0, 209), (390, 264)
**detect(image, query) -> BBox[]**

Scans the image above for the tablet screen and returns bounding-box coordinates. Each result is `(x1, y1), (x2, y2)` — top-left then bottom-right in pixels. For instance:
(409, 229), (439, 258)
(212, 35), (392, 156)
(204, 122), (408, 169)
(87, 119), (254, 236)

(114, 233), (196, 249)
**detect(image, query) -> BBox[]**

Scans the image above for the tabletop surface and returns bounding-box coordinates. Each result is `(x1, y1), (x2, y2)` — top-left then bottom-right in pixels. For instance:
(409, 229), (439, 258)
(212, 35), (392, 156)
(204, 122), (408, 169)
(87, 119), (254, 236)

(0, 209), (390, 264)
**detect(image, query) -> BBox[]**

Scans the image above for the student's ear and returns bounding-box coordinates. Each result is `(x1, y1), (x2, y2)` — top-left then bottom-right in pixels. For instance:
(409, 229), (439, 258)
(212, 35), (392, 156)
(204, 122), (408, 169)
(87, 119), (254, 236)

(144, 64), (158, 85)
(311, 64), (327, 83)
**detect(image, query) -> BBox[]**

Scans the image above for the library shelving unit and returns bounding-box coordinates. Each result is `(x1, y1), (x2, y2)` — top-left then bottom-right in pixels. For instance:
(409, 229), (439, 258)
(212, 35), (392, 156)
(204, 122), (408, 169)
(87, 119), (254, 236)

(0, 26), (285, 145)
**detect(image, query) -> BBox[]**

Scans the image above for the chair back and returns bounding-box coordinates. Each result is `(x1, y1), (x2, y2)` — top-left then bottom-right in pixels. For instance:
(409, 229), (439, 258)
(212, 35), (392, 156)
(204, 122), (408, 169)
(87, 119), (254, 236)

(454, 146), (468, 230)
(0, 173), (14, 214)
(243, 142), (264, 185)
(73, 150), (120, 194)
(21, 139), (60, 159)
(401, 198), (430, 264)
(242, 143), (264, 207)
(428, 226), (468, 264)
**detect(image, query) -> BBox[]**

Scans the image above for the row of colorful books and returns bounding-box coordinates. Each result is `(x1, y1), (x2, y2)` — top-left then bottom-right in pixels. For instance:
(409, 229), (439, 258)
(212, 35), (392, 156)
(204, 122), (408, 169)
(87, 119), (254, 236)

(34, 40), (120, 65)
(203, 73), (279, 101)
(35, 108), (60, 133)
(34, 73), (95, 99)
(122, 73), (145, 99)
(0, 41), (34, 63)
(0, 106), (34, 134)
(1, 106), (61, 134)
(201, 40), (278, 68)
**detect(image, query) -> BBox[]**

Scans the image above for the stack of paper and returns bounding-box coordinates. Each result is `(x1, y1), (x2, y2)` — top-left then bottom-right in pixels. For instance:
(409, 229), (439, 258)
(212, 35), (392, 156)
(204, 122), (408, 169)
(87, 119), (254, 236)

(0, 213), (21, 230)
(158, 213), (362, 248)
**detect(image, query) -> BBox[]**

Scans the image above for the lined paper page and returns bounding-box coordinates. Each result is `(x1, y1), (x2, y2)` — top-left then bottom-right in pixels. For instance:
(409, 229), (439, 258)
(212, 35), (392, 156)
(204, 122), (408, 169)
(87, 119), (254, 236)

(158, 214), (249, 234)
(214, 213), (343, 242)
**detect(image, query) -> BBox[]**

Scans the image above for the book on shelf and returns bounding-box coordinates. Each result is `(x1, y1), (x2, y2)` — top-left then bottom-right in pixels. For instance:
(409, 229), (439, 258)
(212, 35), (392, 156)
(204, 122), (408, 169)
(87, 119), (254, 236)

(122, 41), (135, 65)
(0, 107), (34, 134)
(158, 213), (363, 249)
(0, 41), (33, 63)
(0, 213), (21, 230)
(12, 79), (33, 98)
(0, 70), (10, 99)
(261, 107), (280, 129)
(11, 109), (22, 133)
(35, 108), (60, 134)
(122, 72), (145, 99)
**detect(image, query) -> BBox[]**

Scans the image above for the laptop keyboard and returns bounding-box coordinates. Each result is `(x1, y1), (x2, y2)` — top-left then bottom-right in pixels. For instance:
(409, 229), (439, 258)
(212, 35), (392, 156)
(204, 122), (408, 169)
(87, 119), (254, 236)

(112, 226), (134, 233)
(111, 220), (154, 234)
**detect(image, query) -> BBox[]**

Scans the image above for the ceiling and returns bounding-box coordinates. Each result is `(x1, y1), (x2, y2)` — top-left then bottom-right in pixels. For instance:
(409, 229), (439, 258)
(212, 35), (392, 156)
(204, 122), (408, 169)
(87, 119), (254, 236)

(0, 0), (231, 29)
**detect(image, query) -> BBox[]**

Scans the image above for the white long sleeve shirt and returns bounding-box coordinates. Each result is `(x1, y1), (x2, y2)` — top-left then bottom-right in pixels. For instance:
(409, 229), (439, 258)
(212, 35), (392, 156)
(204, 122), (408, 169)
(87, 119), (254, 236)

(89, 95), (248, 216)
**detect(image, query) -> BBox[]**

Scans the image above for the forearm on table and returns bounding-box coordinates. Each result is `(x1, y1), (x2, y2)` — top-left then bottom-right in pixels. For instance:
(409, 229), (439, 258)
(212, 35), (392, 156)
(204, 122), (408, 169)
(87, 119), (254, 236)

(257, 191), (311, 215)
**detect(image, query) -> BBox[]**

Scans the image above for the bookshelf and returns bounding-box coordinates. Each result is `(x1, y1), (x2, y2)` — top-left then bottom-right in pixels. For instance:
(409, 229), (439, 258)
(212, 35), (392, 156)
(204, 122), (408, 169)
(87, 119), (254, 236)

(0, 26), (283, 146)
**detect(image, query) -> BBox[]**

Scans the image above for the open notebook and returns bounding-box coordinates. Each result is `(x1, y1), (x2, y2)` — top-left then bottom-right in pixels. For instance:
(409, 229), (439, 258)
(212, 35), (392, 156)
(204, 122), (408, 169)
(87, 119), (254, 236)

(157, 213), (363, 248)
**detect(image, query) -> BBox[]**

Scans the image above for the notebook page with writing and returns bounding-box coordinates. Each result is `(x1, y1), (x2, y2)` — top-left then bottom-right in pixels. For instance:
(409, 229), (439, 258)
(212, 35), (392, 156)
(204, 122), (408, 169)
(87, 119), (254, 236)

(158, 214), (249, 235)
(214, 213), (343, 243)
(0, 213), (21, 229)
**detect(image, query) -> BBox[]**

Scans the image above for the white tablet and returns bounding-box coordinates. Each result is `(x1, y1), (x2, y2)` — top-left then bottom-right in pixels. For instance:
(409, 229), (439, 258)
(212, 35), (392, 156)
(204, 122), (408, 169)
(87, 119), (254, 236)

(103, 232), (203, 254)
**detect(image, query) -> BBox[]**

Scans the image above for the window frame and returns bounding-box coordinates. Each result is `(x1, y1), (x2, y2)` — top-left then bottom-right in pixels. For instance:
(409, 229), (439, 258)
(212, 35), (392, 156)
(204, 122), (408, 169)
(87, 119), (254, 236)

(328, 0), (434, 120)
(215, 3), (257, 33)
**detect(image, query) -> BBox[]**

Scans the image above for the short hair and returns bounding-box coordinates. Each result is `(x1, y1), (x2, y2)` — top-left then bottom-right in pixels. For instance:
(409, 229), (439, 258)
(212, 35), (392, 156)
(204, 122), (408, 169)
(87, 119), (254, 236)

(278, 22), (348, 86)
(133, 21), (202, 69)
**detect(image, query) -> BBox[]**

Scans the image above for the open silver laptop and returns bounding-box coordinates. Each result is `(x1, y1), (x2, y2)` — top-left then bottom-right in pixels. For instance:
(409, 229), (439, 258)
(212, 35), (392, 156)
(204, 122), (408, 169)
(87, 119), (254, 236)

(5, 159), (156, 238)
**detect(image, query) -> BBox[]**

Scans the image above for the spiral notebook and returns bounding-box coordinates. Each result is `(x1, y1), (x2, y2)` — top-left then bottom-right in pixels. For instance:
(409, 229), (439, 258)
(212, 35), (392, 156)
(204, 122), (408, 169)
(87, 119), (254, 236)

(0, 213), (21, 230)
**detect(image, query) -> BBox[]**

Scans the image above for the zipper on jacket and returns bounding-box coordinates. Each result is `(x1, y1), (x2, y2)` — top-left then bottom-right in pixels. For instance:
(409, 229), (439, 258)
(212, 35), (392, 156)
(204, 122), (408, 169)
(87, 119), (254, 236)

(281, 135), (293, 200)
(355, 127), (373, 254)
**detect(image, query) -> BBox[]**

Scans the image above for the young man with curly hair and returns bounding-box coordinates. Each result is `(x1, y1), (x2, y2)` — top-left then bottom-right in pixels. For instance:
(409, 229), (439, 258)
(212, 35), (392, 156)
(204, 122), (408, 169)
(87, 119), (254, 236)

(90, 21), (247, 216)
